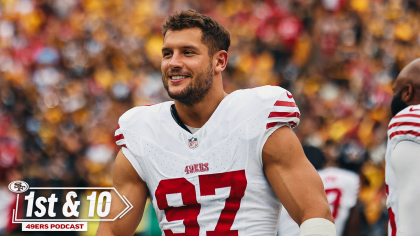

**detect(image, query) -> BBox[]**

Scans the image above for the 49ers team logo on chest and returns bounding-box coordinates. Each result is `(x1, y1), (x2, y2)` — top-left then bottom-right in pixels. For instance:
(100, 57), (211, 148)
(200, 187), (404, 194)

(185, 163), (209, 174)
(188, 137), (198, 149)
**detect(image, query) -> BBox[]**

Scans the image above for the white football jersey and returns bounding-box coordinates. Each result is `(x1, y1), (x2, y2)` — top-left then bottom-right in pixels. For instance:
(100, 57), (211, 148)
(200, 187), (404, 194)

(278, 167), (359, 236)
(0, 187), (16, 232)
(385, 105), (420, 236)
(115, 86), (300, 236)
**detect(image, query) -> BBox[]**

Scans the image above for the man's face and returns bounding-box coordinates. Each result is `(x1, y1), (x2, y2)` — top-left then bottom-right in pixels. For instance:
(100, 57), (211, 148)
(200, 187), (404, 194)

(391, 76), (408, 116)
(161, 28), (214, 105)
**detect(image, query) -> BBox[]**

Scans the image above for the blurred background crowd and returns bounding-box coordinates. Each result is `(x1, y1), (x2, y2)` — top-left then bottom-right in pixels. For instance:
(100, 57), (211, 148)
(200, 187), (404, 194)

(1, 0), (420, 235)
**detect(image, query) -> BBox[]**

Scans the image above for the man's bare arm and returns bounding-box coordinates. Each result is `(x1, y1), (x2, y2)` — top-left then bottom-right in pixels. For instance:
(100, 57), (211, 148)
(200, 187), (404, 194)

(262, 126), (333, 225)
(96, 149), (149, 236)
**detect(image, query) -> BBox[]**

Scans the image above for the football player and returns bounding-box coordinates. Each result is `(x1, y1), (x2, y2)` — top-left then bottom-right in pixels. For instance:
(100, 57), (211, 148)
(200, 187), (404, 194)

(97, 10), (335, 236)
(278, 143), (361, 236)
(386, 58), (420, 236)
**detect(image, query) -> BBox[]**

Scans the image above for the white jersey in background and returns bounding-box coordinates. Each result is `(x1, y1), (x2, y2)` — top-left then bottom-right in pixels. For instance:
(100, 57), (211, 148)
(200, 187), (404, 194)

(0, 187), (16, 233)
(115, 86), (300, 236)
(385, 105), (420, 236)
(278, 167), (359, 236)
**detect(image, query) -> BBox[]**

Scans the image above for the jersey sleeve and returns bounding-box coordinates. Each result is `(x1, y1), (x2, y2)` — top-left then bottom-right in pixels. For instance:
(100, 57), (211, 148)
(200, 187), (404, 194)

(115, 124), (127, 148)
(388, 105), (420, 146)
(257, 87), (301, 163)
(114, 106), (148, 181)
(114, 106), (145, 148)
(266, 89), (300, 130)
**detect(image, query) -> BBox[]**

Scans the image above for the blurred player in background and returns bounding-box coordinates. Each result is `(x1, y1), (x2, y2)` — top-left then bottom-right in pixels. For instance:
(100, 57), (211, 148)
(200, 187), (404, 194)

(386, 58), (420, 236)
(278, 142), (361, 236)
(0, 133), (23, 235)
(97, 10), (335, 236)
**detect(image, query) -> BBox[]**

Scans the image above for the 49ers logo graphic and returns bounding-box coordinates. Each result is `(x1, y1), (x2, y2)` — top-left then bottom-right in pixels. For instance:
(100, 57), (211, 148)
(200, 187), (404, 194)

(9, 181), (29, 193)
(185, 163), (209, 174)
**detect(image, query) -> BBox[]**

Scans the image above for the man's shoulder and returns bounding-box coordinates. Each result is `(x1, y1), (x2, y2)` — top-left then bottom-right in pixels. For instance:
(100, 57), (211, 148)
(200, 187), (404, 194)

(115, 101), (173, 149)
(239, 85), (288, 98)
(118, 102), (172, 128)
(391, 104), (420, 122)
(388, 104), (420, 141)
(221, 86), (293, 124)
(229, 85), (292, 110)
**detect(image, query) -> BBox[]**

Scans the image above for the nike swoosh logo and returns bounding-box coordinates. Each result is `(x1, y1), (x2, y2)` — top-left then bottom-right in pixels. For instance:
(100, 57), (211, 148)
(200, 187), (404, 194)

(410, 107), (420, 112)
(286, 92), (293, 99)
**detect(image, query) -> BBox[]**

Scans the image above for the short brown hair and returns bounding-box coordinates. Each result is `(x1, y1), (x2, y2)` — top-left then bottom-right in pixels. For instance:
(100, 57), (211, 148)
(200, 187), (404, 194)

(161, 9), (230, 56)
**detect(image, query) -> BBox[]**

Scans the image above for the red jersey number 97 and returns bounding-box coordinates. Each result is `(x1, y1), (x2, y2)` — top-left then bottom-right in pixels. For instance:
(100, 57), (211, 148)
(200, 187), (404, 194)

(155, 170), (247, 236)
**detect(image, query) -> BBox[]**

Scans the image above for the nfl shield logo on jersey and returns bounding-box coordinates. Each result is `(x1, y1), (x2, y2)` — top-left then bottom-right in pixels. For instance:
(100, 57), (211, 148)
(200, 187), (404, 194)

(188, 137), (198, 149)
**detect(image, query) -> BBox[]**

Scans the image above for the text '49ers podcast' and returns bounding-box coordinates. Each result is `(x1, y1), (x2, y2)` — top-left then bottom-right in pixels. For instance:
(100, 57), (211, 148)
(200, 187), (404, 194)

(9, 181), (133, 232)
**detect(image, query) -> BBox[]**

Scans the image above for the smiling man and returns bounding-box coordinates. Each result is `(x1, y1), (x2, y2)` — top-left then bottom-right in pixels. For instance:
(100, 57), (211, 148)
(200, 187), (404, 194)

(386, 58), (420, 236)
(97, 10), (335, 236)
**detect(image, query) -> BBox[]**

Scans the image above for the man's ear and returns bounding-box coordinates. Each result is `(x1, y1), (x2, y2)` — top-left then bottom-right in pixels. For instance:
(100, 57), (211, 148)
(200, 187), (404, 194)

(213, 50), (228, 74)
(402, 84), (414, 103)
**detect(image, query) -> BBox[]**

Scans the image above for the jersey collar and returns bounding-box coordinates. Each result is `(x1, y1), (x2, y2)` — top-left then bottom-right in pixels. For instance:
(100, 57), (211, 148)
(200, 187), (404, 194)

(161, 93), (235, 151)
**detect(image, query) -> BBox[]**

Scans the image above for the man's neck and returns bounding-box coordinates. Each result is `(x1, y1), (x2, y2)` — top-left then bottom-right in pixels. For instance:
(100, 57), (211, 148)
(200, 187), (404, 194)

(174, 88), (227, 128)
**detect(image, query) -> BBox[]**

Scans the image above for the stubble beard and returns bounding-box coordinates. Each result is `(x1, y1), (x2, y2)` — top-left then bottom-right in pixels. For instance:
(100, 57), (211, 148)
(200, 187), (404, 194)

(390, 90), (408, 117)
(163, 62), (213, 106)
